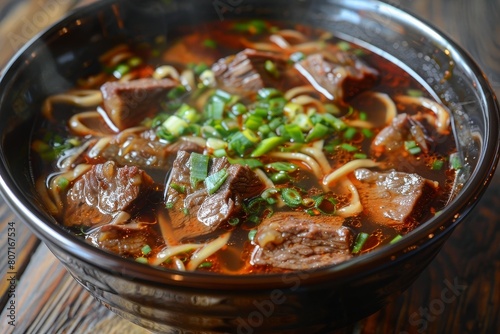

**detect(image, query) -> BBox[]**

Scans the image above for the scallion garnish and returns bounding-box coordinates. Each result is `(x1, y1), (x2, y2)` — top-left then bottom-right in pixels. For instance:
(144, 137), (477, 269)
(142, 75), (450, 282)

(170, 183), (186, 194)
(284, 123), (305, 143)
(343, 127), (357, 140)
(281, 188), (303, 207)
(306, 123), (329, 142)
(141, 244), (152, 255)
(205, 168), (229, 195)
(431, 159), (444, 170)
(264, 60), (280, 78)
(352, 232), (369, 254)
(450, 153), (462, 170)
(389, 235), (403, 244)
(265, 162), (298, 173)
(251, 136), (285, 157)
(189, 152), (209, 188)
(340, 143), (358, 152)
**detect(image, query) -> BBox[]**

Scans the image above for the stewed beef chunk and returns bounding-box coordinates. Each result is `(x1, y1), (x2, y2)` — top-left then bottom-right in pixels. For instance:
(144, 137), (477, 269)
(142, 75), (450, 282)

(100, 78), (177, 131)
(251, 212), (353, 270)
(295, 52), (378, 101)
(64, 161), (155, 227)
(212, 48), (289, 95)
(351, 168), (439, 226)
(86, 224), (163, 258)
(165, 151), (265, 241)
(371, 113), (430, 158)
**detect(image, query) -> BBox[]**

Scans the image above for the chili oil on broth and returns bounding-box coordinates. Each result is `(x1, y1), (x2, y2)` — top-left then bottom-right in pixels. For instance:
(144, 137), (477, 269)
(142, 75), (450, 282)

(30, 19), (458, 275)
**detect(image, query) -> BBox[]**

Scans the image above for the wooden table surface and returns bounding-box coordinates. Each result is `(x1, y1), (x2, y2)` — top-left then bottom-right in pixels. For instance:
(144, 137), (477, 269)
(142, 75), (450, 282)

(0, 0), (499, 333)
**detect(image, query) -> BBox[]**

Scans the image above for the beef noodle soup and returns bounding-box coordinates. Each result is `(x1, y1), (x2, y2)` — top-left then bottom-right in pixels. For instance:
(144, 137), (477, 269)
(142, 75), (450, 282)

(31, 20), (459, 274)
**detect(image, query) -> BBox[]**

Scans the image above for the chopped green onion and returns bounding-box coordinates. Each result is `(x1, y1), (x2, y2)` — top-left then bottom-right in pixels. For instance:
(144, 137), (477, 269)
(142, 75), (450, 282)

(407, 89), (423, 97)
(270, 171), (290, 184)
(343, 127), (357, 140)
(170, 183), (186, 194)
(135, 257), (148, 264)
(189, 153), (209, 188)
(431, 159), (444, 170)
(165, 202), (174, 209)
(162, 115), (189, 137)
(293, 113), (313, 131)
(404, 140), (417, 150)
(408, 146), (422, 155)
(167, 85), (187, 100)
(203, 39), (217, 49)
(265, 162), (298, 173)
(248, 229), (257, 241)
(361, 128), (374, 138)
(389, 235), (403, 244)
(265, 60), (280, 78)
(141, 244), (152, 255)
(57, 177), (69, 190)
(450, 153), (462, 170)
(113, 63), (130, 78)
(228, 218), (240, 226)
(352, 232), (369, 254)
(359, 111), (368, 121)
(340, 143), (358, 152)
(244, 114), (264, 131)
(176, 104), (200, 123)
(127, 56), (142, 68)
(306, 123), (330, 142)
(227, 157), (263, 169)
(251, 136), (285, 157)
(257, 88), (282, 100)
(231, 103), (248, 115)
(190, 62), (209, 76)
(205, 96), (226, 120)
(214, 89), (232, 102)
(198, 261), (213, 268)
(337, 41), (351, 51)
(322, 113), (346, 131)
(353, 153), (368, 159)
(284, 124), (305, 143)
(314, 195), (337, 215)
(205, 168), (229, 195)
(228, 130), (259, 156)
(281, 188), (303, 207)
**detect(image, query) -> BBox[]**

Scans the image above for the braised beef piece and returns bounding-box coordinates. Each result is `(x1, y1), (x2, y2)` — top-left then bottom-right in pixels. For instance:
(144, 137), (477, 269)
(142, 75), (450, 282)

(351, 168), (439, 226)
(295, 52), (378, 102)
(64, 161), (155, 227)
(251, 212), (353, 270)
(371, 113), (430, 157)
(86, 224), (163, 258)
(100, 78), (177, 131)
(212, 48), (291, 95)
(100, 131), (204, 170)
(165, 151), (265, 241)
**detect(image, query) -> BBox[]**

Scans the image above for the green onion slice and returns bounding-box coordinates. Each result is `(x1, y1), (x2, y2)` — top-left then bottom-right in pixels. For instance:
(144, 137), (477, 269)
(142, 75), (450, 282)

(189, 153), (209, 188)
(352, 232), (369, 254)
(205, 168), (229, 195)
(281, 188), (303, 207)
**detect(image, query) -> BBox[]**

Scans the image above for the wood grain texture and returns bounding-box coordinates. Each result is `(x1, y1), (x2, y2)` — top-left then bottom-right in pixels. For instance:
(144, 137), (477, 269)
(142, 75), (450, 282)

(0, 0), (499, 333)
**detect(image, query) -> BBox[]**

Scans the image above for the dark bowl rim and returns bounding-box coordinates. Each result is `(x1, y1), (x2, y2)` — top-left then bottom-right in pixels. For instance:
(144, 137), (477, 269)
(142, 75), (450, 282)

(0, 0), (499, 290)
